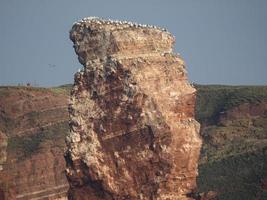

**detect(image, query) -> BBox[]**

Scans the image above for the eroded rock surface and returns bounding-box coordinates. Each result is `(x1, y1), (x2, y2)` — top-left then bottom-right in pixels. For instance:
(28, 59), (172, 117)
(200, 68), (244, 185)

(66, 17), (202, 200)
(0, 87), (69, 200)
(0, 131), (7, 171)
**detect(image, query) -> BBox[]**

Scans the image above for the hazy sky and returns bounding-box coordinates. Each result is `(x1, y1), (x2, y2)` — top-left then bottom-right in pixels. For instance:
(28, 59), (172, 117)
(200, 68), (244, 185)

(0, 0), (267, 87)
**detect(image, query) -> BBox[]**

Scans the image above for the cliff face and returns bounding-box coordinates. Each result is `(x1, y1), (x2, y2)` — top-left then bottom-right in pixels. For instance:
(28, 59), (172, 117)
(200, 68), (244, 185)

(66, 17), (202, 200)
(196, 85), (267, 200)
(0, 86), (70, 200)
(1, 84), (266, 200)
(0, 131), (7, 171)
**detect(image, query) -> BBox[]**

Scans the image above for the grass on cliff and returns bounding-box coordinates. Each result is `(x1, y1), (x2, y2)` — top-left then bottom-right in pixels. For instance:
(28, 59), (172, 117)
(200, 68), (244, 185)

(195, 84), (267, 124)
(0, 86), (48, 96)
(49, 84), (72, 95)
(7, 121), (69, 160)
(0, 84), (72, 97)
(196, 85), (267, 200)
(0, 84), (71, 134)
(198, 149), (267, 200)
(0, 85), (71, 161)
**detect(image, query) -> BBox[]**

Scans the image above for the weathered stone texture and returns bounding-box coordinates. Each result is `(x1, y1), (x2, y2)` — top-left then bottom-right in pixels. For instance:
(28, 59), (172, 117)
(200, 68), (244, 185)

(66, 17), (202, 200)
(0, 131), (7, 171)
(0, 88), (69, 199)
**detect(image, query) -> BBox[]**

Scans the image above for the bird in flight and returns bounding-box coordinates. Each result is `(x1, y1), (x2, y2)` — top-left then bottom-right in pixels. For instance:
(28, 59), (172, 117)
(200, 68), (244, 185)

(48, 64), (56, 68)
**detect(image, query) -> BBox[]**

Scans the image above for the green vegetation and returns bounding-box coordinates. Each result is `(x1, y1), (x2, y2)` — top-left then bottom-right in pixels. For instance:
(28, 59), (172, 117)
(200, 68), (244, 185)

(0, 115), (15, 136)
(195, 84), (267, 124)
(0, 84), (72, 97)
(50, 84), (72, 95)
(0, 87), (11, 97)
(0, 85), (48, 94)
(0, 84), (71, 161)
(196, 85), (267, 200)
(7, 121), (69, 160)
(198, 150), (267, 200)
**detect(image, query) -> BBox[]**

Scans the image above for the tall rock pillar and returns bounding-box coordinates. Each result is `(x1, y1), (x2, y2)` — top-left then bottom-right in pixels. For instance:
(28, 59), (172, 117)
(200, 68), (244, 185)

(66, 17), (202, 200)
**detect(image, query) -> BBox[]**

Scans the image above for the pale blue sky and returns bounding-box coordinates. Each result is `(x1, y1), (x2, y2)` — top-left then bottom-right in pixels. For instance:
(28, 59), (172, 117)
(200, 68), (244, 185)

(0, 0), (267, 86)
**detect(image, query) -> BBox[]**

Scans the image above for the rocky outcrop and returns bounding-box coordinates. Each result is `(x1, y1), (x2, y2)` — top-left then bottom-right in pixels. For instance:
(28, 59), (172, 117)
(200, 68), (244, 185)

(66, 17), (202, 200)
(0, 86), (70, 200)
(0, 131), (7, 171)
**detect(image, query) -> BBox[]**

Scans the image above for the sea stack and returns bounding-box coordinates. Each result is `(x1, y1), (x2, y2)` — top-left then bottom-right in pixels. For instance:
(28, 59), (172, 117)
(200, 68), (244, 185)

(65, 17), (202, 200)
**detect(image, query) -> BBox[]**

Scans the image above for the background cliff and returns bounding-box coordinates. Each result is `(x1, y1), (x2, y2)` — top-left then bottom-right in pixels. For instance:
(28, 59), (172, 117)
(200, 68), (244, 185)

(196, 85), (267, 200)
(0, 85), (71, 200)
(0, 84), (266, 199)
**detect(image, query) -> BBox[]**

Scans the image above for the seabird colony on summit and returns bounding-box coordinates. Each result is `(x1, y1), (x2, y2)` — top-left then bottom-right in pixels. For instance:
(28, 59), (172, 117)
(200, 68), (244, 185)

(72, 17), (173, 73)
(73, 16), (169, 32)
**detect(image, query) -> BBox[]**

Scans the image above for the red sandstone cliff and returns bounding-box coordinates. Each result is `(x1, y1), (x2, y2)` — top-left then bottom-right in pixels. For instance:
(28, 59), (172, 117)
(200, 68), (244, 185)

(0, 86), (69, 200)
(0, 84), (265, 200)
(66, 17), (202, 200)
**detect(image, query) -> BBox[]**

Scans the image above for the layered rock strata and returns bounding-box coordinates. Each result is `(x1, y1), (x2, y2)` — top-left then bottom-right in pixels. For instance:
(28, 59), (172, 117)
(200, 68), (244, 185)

(0, 131), (7, 171)
(0, 87), (69, 200)
(66, 17), (202, 200)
